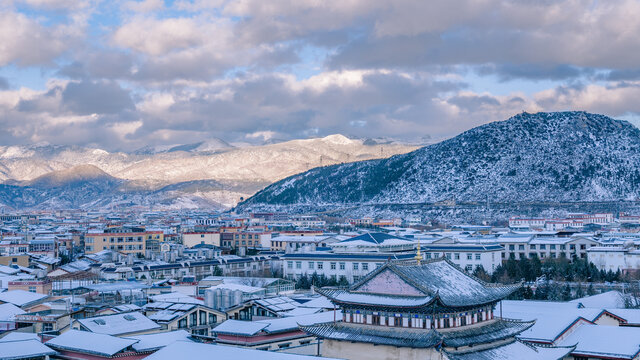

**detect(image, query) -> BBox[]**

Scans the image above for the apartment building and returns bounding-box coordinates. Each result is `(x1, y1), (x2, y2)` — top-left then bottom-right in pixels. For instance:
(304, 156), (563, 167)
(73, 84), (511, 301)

(85, 228), (164, 256)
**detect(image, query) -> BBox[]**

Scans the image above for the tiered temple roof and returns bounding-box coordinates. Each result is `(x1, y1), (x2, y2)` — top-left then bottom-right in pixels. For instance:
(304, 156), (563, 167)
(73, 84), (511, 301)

(301, 319), (534, 349)
(317, 259), (520, 310)
(303, 258), (572, 359)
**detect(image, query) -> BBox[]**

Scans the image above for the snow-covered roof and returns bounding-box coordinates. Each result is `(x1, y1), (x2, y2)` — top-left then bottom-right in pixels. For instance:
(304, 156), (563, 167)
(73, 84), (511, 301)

(0, 290), (47, 307)
(46, 330), (137, 357)
(126, 330), (192, 352)
(558, 323), (640, 359)
(603, 308), (640, 325)
(144, 340), (339, 360)
(212, 319), (269, 336)
(253, 296), (301, 313)
(0, 339), (57, 360)
(318, 289), (433, 307)
(0, 332), (39, 342)
(149, 292), (203, 305)
(0, 303), (25, 321)
(446, 340), (573, 360)
(256, 310), (340, 333)
(77, 311), (160, 335)
(570, 291), (626, 309)
(501, 300), (602, 343)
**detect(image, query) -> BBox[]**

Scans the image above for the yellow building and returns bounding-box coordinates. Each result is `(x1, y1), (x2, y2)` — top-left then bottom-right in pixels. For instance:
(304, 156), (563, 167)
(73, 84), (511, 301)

(85, 230), (163, 256)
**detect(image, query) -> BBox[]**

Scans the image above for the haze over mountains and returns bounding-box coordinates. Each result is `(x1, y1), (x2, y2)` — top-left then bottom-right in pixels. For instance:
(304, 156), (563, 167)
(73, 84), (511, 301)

(240, 112), (640, 213)
(0, 135), (417, 210)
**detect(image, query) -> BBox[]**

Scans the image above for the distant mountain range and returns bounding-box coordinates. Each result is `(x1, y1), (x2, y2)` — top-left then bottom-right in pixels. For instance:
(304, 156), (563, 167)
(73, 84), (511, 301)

(0, 135), (417, 210)
(239, 112), (640, 213)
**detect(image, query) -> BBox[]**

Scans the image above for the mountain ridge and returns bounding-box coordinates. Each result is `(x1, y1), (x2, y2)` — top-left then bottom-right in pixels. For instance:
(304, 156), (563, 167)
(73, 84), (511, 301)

(0, 134), (417, 210)
(239, 111), (640, 211)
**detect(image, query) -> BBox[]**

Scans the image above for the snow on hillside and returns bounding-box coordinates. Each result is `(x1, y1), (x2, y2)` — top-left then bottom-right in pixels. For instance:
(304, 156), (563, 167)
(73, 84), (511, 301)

(0, 135), (417, 210)
(240, 112), (640, 211)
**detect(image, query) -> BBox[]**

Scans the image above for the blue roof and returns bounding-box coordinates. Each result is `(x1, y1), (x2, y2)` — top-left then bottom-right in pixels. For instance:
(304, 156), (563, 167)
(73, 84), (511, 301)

(283, 253), (415, 260)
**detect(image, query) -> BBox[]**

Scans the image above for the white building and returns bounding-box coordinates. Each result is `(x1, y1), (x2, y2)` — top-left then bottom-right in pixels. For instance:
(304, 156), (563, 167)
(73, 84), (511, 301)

(587, 244), (640, 272)
(498, 233), (600, 260)
(282, 252), (415, 283)
(419, 239), (503, 273)
(182, 232), (220, 248)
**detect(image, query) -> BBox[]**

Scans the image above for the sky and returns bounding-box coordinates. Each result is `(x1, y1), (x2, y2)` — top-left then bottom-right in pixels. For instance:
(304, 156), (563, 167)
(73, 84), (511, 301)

(2, 0), (640, 151)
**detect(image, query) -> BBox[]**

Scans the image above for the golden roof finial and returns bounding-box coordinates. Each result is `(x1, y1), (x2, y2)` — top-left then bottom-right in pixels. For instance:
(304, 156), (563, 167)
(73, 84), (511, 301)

(415, 241), (423, 265)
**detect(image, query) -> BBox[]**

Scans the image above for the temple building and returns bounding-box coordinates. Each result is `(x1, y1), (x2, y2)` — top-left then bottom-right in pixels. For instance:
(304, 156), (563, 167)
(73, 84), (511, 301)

(303, 258), (574, 360)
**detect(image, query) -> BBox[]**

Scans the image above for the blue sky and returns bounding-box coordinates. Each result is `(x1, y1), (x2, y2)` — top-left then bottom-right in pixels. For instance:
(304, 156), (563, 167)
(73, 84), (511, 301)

(2, 0), (640, 151)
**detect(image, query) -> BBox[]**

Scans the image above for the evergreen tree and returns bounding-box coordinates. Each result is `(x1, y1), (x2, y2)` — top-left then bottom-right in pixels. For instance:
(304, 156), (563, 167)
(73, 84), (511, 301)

(472, 265), (491, 282)
(561, 284), (572, 301)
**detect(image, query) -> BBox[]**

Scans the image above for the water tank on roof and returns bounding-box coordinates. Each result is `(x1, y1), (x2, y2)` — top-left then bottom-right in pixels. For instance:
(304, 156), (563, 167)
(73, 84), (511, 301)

(204, 288), (214, 308)
(232, 290), (243, 307)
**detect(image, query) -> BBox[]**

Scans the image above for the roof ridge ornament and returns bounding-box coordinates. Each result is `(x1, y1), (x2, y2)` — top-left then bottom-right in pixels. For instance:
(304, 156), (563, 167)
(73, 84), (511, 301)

(415, 241), (423, 265)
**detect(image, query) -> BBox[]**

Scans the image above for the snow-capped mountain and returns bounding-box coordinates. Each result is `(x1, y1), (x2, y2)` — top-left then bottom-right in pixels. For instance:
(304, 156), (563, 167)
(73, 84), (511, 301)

(0, 135), (416, 210)
(239, 112), (640, 212)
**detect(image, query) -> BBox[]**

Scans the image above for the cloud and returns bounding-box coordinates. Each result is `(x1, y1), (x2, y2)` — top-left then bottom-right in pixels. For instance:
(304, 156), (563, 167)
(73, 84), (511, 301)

(61, 80), (135, 115)
(124, 0), (164, 13)
(4, 0), (640, 152)
(0, 11), (77, 66)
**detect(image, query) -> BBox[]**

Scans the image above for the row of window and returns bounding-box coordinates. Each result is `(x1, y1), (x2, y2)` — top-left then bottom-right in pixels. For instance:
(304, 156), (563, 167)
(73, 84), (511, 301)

(287, 261), (383, 271)
(222, 240), (258, 247)
(506, 244), (588, 251)
(425, 252), (482, 261)
(506, 252), (587, 259)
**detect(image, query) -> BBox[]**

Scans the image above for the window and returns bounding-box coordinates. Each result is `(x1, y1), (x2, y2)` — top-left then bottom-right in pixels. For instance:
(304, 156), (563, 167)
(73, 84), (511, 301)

(200, 311), (207, 325)
(580, 244), (586, 250)
(287, 261), (293, 269)
(42, 323), (53, 332)
(330, 262), (336, 270)
(309, 261), (314, 269)
(530, 244), (536, 250)
(425, 253), (431, 259)
(393, 316), (403, 327)
(353, 263), (359, 270)
(278, 343), (291, 349)
(209, 313), (216, 324)
(508, 245), (514, 250)
(178, 318), (187, 328)
(362, 263), (369, 271)
(446, 253), (452, 259)
(519, 245), (525, 250)
(317, 262), (323, 270)
(454, 253), (460, 260)
(467, 253), (472, 260)
(465, 265), (473, 272)
(28, 286), (36, 293)
(540, 244), (546, 250)
(475, 253), (481, 260)
(296, 261), (302, 269)
(339, 262), (345, 270)
(190, 312), (198, 325)
(570, 244), (576, 250)
(550, 244), (556, 250)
